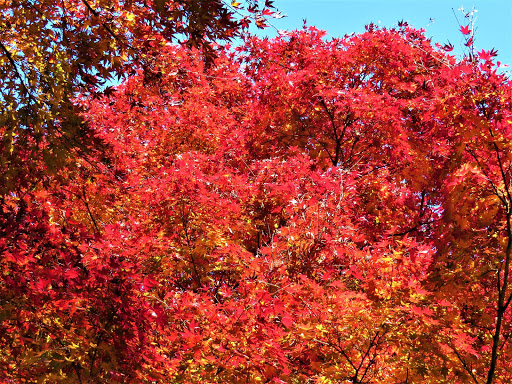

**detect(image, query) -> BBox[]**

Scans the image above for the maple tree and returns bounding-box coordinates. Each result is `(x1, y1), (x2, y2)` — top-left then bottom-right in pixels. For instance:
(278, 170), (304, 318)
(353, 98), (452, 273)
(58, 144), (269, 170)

(2, 18), (512, 384)
(0, 0), (276, 192)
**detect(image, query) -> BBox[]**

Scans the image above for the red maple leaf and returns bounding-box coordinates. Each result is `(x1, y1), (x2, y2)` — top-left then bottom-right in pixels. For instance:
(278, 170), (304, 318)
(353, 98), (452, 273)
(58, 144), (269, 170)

(443, 43), (454, 52)
(478, 49), (498, 61)
(460, 25), (471, 35)
(478, 50), (491, 61)
(465, 36), (474, 47)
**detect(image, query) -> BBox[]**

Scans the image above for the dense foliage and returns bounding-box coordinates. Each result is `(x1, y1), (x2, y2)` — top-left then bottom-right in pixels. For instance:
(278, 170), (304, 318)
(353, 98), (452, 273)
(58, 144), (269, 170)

(2, 21), (512, 383)
(0, 0), (274, 191)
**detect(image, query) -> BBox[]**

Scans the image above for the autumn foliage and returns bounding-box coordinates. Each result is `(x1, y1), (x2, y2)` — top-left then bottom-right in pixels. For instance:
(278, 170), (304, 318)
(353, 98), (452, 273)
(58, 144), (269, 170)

(2, 21), (512, 384)
(0, 0), (277, 189)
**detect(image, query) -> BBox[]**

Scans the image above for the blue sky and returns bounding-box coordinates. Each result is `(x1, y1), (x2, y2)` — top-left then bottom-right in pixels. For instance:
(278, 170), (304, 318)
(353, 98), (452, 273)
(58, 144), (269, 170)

(251, 0), (512, 72)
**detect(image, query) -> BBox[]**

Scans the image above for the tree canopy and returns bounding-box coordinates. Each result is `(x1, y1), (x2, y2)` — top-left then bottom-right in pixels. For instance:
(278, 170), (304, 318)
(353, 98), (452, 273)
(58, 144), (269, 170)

(1, 14), (512, 384)
(0, 0), (275, 191)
